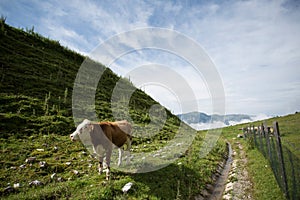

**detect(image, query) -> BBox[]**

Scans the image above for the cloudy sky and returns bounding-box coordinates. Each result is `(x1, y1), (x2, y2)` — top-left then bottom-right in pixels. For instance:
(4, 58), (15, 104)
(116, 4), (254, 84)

(1, 0), (300, 116)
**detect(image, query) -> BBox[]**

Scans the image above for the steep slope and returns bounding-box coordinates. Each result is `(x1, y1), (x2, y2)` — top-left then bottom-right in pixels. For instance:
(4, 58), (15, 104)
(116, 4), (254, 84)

(0, 21), (180, 138)
(0, 21), (229, 199)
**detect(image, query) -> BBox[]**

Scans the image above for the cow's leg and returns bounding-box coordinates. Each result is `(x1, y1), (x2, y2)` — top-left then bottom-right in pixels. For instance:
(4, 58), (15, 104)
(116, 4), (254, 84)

(118, 148), (122, 166)
(125, 137), (132, 164)
(105, 148), (112, 180)
(98, 156), (104, 174)
(95, 145), (105, 175)
(125, 149), (131, 165)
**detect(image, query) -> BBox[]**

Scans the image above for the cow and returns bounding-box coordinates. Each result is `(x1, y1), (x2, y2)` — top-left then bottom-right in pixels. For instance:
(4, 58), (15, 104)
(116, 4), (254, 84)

(70, 119), (132, 180)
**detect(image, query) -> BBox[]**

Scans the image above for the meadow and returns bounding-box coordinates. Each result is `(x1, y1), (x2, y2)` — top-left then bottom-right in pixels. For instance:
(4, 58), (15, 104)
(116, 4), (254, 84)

(1, 19), (299, 199)
(0, 20), (228, 199)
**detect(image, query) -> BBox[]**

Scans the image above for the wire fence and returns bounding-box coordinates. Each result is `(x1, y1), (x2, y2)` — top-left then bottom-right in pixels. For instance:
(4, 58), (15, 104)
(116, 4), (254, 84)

(243, 122), (300, 200)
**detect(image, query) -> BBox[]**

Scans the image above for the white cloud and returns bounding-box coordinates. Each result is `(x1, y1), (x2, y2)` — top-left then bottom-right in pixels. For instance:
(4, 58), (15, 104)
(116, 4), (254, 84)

(189, 113), (273, 131)
(2, 0), (300, 116)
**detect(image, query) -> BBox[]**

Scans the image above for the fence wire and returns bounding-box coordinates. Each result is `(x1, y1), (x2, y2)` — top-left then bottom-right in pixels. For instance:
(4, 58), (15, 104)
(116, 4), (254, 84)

(244, 122), (300, 200)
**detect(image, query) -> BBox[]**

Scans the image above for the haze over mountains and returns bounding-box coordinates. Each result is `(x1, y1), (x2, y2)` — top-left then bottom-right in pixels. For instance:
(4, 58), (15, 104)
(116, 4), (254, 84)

(177, 111), (271, 130)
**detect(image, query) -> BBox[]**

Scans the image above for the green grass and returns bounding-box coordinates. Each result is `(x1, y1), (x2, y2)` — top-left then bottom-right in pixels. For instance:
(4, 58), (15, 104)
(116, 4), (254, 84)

(247, 147), (286, 200)
(2, 20), (298, 200)
(0, 21), (229, 199)
(220, 112), (300, 200)
(0, 21), (180, 137)
(0, 131), (227, 199)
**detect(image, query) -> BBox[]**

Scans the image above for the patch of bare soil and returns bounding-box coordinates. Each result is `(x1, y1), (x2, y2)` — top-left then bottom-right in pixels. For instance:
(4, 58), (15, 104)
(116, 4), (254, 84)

(222, 141), (253, 200)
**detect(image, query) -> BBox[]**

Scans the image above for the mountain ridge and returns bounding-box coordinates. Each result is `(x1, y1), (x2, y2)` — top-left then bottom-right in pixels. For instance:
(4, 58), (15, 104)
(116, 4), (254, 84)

(177, 111), (252, 125)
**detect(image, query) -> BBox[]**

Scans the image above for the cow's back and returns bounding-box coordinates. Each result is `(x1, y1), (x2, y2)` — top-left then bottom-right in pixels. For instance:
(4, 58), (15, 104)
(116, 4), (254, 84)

(114, 120), (132, 135)
(99, 122), (129, 148)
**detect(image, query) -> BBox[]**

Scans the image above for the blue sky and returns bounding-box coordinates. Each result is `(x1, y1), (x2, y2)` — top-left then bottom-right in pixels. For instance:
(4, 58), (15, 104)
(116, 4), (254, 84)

(1, 0), (300, 116)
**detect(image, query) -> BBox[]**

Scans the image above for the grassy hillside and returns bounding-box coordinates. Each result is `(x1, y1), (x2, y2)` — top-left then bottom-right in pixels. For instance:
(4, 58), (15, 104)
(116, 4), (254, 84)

(0, 21), (229, 199)
(0, 20), (179, 138)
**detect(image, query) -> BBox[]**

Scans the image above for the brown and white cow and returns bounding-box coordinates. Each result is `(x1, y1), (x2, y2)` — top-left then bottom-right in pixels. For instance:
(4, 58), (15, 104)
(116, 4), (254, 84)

(70, 119), (132, 180)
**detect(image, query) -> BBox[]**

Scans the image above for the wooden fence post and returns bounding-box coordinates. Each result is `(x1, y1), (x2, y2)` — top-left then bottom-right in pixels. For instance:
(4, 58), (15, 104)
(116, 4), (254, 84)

(259, 123), (264, 154)
(273, 121), (289, 199)
(264, 122), (272, 161)
(253, 126), (257, 147)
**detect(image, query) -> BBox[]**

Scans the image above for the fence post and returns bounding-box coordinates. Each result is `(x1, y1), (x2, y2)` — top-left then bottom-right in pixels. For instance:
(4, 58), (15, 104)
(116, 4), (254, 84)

(273, 121), (289, 199)
(259, 123), (265, 155)
(264, 122), (272, 161)
(253, 126), (257, 147)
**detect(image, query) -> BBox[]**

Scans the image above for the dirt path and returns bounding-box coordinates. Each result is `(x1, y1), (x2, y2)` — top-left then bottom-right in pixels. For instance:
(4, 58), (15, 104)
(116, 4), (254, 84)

(222, 141), (253, 200)
(195, 141), (253, 200)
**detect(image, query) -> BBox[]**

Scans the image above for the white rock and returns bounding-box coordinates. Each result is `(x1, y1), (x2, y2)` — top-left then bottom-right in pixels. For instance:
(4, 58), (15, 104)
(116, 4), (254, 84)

(19, 164), (26, 169)
(223, 193), (231, 200)
(51, 173), (56, 179)
(73, 170), (79, 175)
(225, 182), (233, 192)
(39, 161), (47, 168)
(13, 183), (20, 188)
(122, 182), (133, 193)
(36, 149), (44, 152)
(25, 157), (36, 163)
(29, 180), (43, 186)
(65, 162), (72, 166)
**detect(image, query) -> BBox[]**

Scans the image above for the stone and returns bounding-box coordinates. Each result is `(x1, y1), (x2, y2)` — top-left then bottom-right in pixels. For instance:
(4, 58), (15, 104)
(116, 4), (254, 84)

(36, 148), (44, 152)
(29, 180), (43, 186)
(19, 164), (26, 169)
(65, 162), (72, 166)
(122, 182), (133, 193)
(73, 170), (79, 175)
(25, 157), (36, 163)
(57, 177), (64, 182)
(39, 161), (47, 168)
(51, 173), (56, 179)
(13, 183), (20, 188)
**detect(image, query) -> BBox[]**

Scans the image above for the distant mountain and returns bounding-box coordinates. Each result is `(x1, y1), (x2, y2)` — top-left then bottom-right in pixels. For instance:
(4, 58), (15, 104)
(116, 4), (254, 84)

(177, 112), (255, 130)
(177, 112), (252, 125)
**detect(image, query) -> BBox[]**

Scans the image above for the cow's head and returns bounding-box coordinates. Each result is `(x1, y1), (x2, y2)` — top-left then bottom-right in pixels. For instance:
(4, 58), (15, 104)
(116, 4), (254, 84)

(70, 119), (94, 141)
